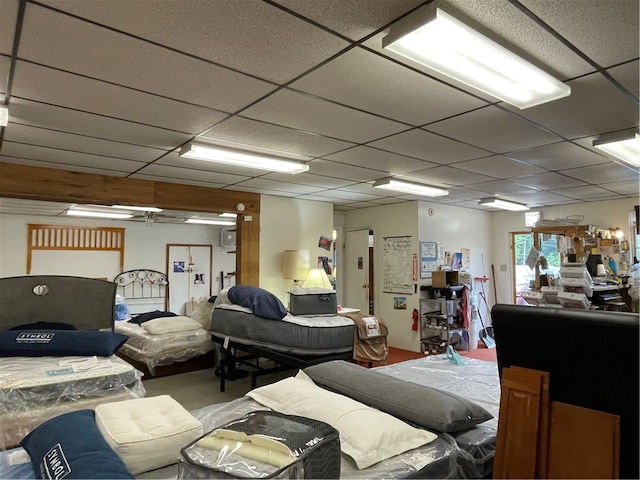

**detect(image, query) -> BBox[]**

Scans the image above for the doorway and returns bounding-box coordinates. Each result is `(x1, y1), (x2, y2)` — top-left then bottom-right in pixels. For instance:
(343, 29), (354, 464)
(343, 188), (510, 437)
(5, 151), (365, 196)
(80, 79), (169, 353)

(511, 231), (563, 304)
(344, 229), (374, 314)
(166, 244), (212, 314)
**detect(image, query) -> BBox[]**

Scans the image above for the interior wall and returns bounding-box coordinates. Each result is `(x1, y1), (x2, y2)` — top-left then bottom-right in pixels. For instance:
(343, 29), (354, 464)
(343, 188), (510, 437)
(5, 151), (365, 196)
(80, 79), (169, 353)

(259, 195), (334, 305)
(342, 202), (420, 352)
(490, 198), (639, 305)
(0, 213), (235, 296)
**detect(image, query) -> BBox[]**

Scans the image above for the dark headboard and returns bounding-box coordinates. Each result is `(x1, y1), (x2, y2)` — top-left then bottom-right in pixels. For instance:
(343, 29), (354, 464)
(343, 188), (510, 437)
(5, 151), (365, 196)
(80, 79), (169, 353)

(491, 304), (639, 479)
(0, 275), (116, 331)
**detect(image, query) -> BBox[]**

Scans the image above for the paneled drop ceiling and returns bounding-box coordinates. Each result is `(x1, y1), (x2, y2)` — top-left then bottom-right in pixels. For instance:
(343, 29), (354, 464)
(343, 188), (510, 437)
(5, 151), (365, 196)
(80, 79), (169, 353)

(0, 0), (638, 222)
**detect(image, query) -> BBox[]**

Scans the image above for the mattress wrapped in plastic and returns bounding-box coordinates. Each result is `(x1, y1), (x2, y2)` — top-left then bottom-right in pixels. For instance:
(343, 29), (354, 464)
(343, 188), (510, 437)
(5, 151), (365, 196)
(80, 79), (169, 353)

(115, 321), (214, 374)
(0, 355), (145, 449)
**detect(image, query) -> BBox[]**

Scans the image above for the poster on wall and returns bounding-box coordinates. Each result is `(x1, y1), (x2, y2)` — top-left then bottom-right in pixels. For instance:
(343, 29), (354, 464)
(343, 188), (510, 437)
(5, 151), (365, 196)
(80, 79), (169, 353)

(382, 235), (413, 294)
(420, 241), (437, 278)
(461, 248), (471, 269)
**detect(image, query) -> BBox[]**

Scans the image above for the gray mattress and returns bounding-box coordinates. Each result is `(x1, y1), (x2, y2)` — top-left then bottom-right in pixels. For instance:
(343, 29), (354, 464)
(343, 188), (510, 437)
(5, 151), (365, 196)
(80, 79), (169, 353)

(210, 306), (354, 355)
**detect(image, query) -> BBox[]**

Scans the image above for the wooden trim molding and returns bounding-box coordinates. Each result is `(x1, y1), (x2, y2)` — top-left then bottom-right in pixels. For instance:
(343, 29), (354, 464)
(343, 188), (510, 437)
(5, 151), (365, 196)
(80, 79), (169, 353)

(1, 162), (260, 284)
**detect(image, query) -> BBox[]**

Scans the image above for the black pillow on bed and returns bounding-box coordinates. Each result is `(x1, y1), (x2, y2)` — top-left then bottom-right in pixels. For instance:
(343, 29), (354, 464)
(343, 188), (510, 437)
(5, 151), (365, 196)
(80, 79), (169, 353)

(0, 330), (128, 357)
(128, 310), (177, 325)
(21, 410), (134, 479)
(227, 285), (287, 320)
(304, 360), (493, 433)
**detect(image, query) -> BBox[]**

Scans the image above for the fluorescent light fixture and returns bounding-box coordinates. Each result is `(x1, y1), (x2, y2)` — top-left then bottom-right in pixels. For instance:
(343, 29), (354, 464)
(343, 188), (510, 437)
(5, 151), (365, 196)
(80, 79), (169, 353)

(479, 198), (529, 211)
(382, 7), (570, 109)
(373, 178), (448, 197)
(180, 142), (309, 174)
(593, 129), (640, 167)
(219, 213), (238, 218)
(112, 205), (163, 212)
(67, 209), (133, 219)
(186, 218), (236, 226)
(0, 105), (8, 127)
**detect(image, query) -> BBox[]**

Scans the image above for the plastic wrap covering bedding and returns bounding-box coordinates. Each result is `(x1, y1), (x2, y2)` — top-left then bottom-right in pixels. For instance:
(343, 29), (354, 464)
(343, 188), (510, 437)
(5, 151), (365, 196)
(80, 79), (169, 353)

(114, 322), (214, 374)
(374, 355), (500, 478)
(178, 398), (466, 479)
(0, 355), (144, 449)
(210, 304), (354, 355)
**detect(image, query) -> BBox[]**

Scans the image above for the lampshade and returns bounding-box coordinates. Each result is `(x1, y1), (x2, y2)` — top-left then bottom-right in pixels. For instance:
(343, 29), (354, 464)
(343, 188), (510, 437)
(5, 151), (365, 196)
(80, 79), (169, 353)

(382, 6), (570, 109)
(593, 129), (639, 167)
(479, 198), (529, 211)
(180, 142), (309, 174)
(282, 250), (310, 281)
(373, 178), (448, 197)
(302, 268), (333, 289)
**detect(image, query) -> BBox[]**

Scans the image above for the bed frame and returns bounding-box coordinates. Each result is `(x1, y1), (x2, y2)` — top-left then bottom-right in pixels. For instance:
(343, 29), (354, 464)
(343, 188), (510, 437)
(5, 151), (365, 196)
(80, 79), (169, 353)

(0, 275), (116, 331)
(113, 268), (215, 379)
(212, 336), (353, 392)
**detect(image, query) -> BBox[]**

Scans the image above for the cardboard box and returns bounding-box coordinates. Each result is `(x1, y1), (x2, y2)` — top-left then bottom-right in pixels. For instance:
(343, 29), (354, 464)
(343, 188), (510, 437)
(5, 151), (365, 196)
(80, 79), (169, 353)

(432, 270), (460, 288)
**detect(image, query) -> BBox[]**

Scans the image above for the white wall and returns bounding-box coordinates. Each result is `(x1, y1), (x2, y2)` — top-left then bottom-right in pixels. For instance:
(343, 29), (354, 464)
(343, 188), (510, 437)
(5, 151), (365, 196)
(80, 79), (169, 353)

(259, 195), (334, 304)
(490, 198), (638, 307)
(0, 212), (235, 296)
(341, 200), (494, 352)
(342, 202), (420, 351)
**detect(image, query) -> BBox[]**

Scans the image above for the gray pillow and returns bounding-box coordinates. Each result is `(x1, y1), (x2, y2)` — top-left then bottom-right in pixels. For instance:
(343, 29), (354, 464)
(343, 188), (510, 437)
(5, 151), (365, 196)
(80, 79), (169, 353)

(303, 360), (493, 433)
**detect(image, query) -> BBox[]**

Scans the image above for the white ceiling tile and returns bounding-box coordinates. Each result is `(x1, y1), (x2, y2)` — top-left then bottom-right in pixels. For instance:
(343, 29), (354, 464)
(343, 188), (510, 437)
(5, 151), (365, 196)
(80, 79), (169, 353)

(241, 89), (408, 144)
(472, 180), (540, 195)
(290, 47), (486, 125)
(4, 124), (166, 162)
(514, 172), (587, 190)
(312, 189), (381, 201)
(519, 0), (639, 68)
(0, 0), (18, 56)
(42, 0), (350, 84)
(8, 99), (192, 149)
(561, 163), (639, 184)
(454, 155), (546, 178)
(426, 106), (562, 153)
(0, 155), (130, 177)
(200, 116), (355, 158)
(13, 61), (229, 134)
(308, 159), (389, 181)
(508, 141), (609, 169)
(323, 145), (436, 173)
(272, 0), (424, 41)
(234, 178), (324, 195)
(551, 185), (624, 200)
(504, 71), (639, 139)
(261, 172), (355, 189)
(0, 142), (146, 172)
(368, 129), (488, 164)
(135, 163), (249, 186)
(403, 166), (493, 187)
(599, 180), (640, 196)
(607, 60), (639, 100)
(19, 4), (278, 113)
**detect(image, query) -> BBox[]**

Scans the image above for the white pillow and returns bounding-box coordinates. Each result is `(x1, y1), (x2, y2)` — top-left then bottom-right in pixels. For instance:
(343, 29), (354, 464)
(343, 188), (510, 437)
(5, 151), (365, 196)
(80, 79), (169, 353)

(141, 316), (202, 335)
(96, 395), (203, 474)
(246, 371), (437, 469)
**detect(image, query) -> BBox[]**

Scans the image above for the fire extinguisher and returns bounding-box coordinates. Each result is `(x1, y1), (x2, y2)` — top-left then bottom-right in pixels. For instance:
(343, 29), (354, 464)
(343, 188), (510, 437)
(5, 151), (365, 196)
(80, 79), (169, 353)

(412, 308), (419, 331)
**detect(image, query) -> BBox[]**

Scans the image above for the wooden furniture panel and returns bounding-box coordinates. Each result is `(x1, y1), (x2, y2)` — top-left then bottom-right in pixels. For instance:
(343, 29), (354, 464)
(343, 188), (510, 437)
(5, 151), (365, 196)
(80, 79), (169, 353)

(548, 402), (619, 479)
(493, 366), (549, 479)
(27, 223), (125, 274)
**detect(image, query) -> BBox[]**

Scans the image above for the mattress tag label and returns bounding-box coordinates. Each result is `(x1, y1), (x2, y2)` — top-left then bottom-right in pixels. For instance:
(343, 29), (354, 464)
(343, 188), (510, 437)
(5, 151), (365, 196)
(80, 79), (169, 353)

(223, 336), (230, 349)
(16, 332), (54, 344)
(42, 443), (71, 480)
(363, 317), (379, 337)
